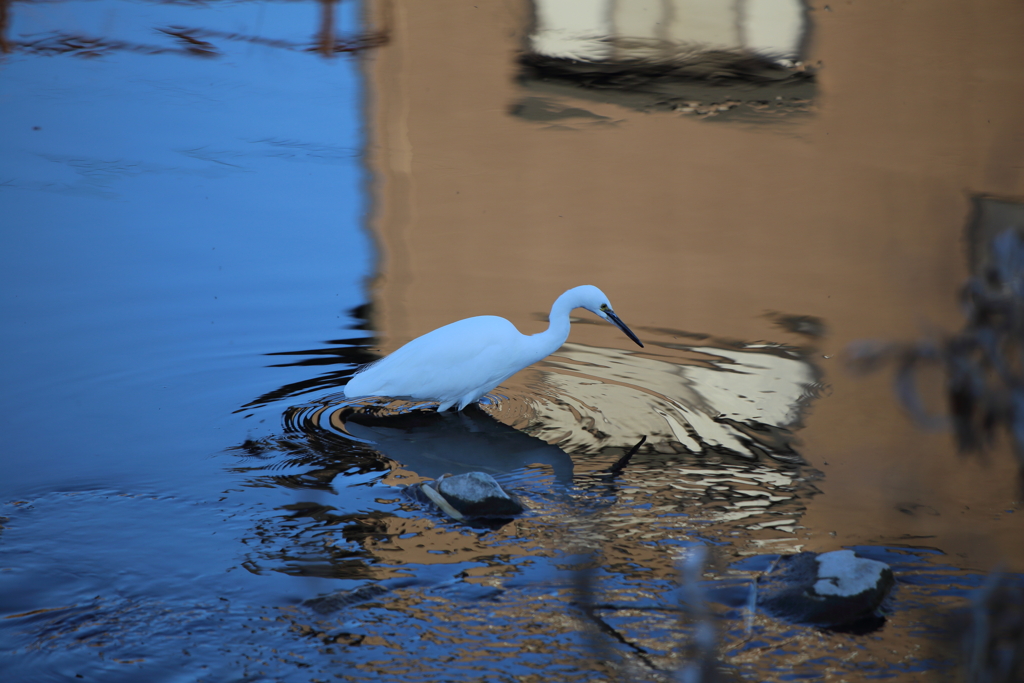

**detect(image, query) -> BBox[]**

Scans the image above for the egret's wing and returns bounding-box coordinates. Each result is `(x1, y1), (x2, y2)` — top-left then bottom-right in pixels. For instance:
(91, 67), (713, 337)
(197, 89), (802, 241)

(345, 316), (526, 401)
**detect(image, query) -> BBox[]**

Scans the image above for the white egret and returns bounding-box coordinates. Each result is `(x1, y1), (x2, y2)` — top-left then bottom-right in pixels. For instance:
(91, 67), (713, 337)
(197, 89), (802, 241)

(344, 285), (644, 412)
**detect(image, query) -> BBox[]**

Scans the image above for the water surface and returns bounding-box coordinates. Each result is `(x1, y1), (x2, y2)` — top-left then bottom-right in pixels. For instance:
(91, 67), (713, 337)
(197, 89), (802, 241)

(3, 0), (1024, 681)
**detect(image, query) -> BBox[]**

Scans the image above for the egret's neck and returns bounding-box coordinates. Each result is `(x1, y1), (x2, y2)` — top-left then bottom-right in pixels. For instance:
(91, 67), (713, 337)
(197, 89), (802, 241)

(527, 288), (581, 360)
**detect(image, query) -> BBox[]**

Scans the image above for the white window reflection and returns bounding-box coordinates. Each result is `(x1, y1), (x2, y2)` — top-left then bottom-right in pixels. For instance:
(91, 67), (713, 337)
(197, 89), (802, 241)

(531, 0), (807, 65)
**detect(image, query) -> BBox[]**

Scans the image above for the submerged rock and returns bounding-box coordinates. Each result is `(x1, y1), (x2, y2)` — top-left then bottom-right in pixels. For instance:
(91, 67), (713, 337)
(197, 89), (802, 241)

(406, 472), (526, 522)
(756, 550), (894, 629)
(304, 583), (390, 615)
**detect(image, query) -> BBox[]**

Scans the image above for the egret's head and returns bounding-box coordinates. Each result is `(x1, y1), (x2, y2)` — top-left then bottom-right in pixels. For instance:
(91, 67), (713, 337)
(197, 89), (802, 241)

(573, 285), (644, 348)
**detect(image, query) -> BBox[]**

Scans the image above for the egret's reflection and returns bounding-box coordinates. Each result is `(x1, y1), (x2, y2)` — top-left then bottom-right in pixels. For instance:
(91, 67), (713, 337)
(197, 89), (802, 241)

(341, 405), (574, 482)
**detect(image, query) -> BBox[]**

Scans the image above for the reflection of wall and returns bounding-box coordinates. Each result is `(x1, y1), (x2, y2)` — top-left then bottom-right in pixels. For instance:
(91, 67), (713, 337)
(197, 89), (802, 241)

(532, 0), (806, 62)
(362, 0), (1024, 351)
(362, 0), (1024, 567)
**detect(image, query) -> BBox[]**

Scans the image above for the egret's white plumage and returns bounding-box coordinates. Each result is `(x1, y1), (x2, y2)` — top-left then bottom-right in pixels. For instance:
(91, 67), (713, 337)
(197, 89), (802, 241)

(344, 285), (643, 411)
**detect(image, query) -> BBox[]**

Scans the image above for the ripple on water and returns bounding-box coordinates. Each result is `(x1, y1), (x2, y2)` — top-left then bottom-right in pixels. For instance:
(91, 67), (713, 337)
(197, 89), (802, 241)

(247, 325), (822, 465)
(226, 328), (826, 581)
(163, 327), (1009, 681)
(485, 332), (822, 463)
(0, 490), (342, 682)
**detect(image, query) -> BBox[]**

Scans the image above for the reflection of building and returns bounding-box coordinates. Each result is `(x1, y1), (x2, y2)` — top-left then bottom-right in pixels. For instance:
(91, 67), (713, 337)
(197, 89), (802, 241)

(362, 0), (1024, 566)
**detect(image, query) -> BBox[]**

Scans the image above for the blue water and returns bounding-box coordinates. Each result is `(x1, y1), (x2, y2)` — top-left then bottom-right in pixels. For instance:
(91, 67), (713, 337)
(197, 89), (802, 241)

(1, 0), (371, 495)
(1, 2), (376, 678)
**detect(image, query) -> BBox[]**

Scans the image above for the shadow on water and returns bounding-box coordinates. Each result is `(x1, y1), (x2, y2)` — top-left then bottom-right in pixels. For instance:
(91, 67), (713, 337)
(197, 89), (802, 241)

(343, 406), (576, 482)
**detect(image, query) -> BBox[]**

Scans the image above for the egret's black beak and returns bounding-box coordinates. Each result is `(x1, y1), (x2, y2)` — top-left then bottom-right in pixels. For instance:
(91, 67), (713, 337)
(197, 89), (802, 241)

(606, 310), (644, 348)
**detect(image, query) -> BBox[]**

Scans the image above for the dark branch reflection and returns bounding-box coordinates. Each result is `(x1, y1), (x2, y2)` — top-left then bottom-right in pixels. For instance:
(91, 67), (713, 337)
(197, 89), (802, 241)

(3, 0), (388, 60)
(0, 0), (11, 54)
(850, 196), (1024, 481)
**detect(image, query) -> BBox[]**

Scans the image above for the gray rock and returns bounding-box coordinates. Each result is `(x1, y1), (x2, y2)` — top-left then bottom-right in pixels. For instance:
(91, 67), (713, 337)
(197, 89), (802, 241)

(304, 583), (390, 615)
(407, 472), (526, 522)
(756, 550), (894, 628)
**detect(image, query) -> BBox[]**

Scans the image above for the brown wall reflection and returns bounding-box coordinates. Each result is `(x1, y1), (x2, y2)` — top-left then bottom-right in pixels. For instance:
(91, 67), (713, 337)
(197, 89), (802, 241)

(361, 0), (1024, 568)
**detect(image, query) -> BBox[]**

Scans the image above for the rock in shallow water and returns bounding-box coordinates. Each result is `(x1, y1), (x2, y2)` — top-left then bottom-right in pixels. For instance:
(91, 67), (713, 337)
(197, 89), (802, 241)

(406, 472), (526, 522)
(756, 550), (895, 629)
(304, 583), (390, 615)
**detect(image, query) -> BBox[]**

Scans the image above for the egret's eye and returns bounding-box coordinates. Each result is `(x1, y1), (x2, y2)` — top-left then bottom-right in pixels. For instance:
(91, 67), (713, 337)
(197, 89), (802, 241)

(600, 304), (609, 311)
